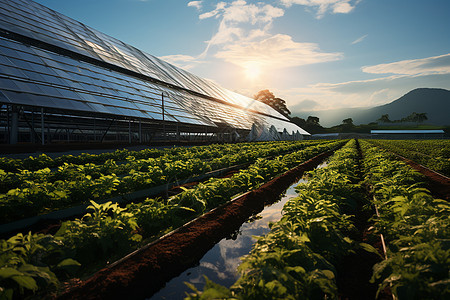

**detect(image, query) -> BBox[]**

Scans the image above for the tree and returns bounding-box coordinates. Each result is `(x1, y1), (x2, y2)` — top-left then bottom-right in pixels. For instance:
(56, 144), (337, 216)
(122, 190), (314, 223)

(377, 114), (391, 123)
(306, 116), (320, 125)
(291, 116), (306, 127)
(401, 112), (428, 123)
(342, 118), (353, 126)
(254, 89), (291, 117)
(416, 112), (428, 123)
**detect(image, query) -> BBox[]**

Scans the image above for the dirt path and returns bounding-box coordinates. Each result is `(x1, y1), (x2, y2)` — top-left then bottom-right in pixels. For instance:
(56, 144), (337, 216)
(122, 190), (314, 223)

(398, 155), (450, 200)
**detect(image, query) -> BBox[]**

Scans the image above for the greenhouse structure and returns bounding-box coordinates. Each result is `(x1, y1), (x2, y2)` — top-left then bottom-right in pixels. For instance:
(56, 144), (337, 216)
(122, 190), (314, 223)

(0, 0), (309, 145)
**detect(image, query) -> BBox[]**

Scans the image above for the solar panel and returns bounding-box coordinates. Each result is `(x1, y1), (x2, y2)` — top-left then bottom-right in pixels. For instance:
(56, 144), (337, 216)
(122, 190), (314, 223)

(0, 37), (211, 126)
(0, 0), (305, 134)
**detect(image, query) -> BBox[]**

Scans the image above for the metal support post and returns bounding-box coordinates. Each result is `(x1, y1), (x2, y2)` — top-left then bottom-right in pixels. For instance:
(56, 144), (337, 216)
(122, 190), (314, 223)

(10, 106), (19, 144)
(162, 93), (166, 139)
(139, 120), (142, 143)
(41, 107), (45, 145)
(128, 120), (131, 144)
(31, 109), (35, 143)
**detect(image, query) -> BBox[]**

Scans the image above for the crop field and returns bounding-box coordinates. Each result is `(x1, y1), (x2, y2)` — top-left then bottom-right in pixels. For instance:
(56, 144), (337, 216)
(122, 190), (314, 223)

(367, 139), (450, 177)
(186, 140), (449, 299)
(0, 139), (448, 299)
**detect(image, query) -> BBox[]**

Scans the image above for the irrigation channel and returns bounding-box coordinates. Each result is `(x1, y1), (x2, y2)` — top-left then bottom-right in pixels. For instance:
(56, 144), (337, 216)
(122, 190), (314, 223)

(58, 150), (335, 299)
(151, 161), (327, 299)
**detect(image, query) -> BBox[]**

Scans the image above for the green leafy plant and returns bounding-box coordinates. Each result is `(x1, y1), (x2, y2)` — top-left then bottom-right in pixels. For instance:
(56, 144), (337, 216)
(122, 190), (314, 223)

(361, 140), (450, 298)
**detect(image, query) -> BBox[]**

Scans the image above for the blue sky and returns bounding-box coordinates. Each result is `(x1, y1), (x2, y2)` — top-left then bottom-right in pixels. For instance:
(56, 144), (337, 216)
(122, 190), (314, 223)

(34, 0), (450, 115)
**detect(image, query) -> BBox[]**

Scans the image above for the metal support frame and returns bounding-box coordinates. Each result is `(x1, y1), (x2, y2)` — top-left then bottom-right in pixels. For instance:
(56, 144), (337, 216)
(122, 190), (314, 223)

(10, 106), (19, 144)
(139, 120), (142, 143)
(93, 118), (96, 142)
(128, 119), (131, 144)
(41, 107), (44, 145)
(6, 105), (10, 144)
(101, 118), (115, 142)
(0, 104), (231, 145)
(162, 92), (166, 139)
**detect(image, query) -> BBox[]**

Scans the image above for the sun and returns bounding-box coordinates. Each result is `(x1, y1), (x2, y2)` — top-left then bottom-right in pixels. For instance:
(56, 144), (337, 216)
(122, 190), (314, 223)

(244, 63), (262, 81)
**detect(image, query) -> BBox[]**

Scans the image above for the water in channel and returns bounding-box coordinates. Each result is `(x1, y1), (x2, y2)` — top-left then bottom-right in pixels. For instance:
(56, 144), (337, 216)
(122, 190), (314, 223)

(146, 175), (308, 300)
(149, 161), (327, 299)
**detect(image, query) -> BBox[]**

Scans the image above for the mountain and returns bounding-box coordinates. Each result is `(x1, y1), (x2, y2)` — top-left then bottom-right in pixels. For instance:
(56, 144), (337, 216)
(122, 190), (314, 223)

(294, 88), (450, 127)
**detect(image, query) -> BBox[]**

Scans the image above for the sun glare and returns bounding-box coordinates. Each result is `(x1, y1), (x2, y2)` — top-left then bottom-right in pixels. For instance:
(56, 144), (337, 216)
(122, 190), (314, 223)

(244, 63), (262, 81)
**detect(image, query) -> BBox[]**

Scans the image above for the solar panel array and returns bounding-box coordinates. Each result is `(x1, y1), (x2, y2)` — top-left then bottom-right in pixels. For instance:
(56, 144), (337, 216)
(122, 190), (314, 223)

(0, 0), (307, 135)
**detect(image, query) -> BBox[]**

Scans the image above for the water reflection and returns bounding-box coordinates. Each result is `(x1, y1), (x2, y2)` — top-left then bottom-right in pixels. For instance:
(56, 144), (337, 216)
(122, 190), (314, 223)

(150, 179), (305, 300)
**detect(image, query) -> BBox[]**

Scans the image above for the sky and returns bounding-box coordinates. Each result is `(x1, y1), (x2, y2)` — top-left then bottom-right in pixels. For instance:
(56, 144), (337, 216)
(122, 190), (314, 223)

(33, 0), (450, 116)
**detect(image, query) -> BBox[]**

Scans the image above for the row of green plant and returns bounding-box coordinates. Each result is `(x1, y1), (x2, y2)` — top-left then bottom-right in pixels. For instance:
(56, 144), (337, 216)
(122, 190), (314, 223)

(0, 141), (321, 192)
(368, 139), (450, 176)
(375, 140), (450, 158)
(0, 141), (316, 173)
(360, 140), (450, 299)
(0, 141), (325, 224)
(0, 141), (343, 299)
(0, 146), (175, 172)
(0, 143), (227, 172)
(186, 140), (380, 299)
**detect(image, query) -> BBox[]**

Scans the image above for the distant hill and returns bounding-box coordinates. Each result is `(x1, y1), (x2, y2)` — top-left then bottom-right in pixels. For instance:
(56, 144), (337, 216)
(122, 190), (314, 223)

(295, 88), (450, 127)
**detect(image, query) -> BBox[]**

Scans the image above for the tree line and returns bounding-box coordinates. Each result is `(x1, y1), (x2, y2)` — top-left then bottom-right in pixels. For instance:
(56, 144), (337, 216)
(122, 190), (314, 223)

(378, 112), (428, 123)
(254, 89), (429, 133)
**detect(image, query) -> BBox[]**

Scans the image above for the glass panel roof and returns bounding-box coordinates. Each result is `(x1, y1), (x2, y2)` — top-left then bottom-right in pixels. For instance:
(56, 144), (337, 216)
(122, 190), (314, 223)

(0, 0), (307, 134)
(0, 37), (210, 126)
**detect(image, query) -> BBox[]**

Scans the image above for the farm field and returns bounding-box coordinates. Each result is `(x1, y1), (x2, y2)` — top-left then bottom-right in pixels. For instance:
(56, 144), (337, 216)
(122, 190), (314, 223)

(0, 140), (343, 299)
(0, 139), (448, 299)
(185, 139), (449, 300)
(367, 139), (450, 177)
(0, 140), (328, 224)
(1, 0), (449, 299)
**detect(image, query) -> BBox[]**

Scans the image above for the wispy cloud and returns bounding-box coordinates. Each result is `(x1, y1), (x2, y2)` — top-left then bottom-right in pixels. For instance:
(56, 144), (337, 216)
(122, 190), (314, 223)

(199, 2), (227, 20)
(215, 33), (342, 69)
(176, 1), (342, 75)
(187, 1), (203, 10)
(199, 1), (284, 50)
(351, 34), (367, 45)
(275, 53), (450, 115)
(362, 53), (450, 75)
(280, 0), (360, 19)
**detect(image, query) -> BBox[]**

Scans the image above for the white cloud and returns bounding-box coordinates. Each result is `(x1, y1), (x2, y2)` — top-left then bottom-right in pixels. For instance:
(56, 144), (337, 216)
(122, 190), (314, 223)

(332, 1), (353, 13)
(187, 1), (203, 10)
(215, 34), (342, 69)
(280, 0), (359, 18)
(199, 1), (284, 47)
(351, 34), (367, 44)
(159, 1), (288, 72)
(196, 1), (342, 73)
(199, 2), (227, 19)
(362, 53), (450, 76)
(160, 1), (345, 91)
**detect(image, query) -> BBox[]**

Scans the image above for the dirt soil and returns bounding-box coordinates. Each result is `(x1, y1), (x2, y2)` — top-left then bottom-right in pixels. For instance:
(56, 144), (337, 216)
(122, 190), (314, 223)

(57, 150), (334, 300)
(399, 157), (450, 200)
